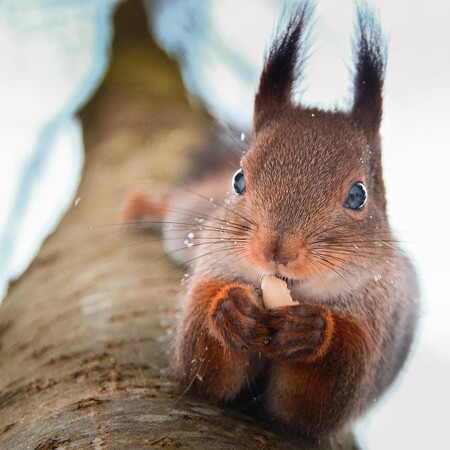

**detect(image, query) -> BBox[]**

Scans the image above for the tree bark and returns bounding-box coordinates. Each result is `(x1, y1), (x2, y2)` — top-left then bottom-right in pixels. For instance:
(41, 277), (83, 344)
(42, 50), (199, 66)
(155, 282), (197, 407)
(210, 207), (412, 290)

(0, 2), (357, 448)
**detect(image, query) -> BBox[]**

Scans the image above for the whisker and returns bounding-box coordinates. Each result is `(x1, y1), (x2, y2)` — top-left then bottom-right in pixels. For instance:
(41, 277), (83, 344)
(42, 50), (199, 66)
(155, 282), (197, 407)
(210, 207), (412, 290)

(310, 254), (353, 289)
(202, 116), (248, 156)
(310, 249), (422, 312)
(123, 219), (252, 235)
(182, 187), (257, 228)
(175, 245), (244, 268)
(243, 373), (267, 420)
(310, 246), (418, 268)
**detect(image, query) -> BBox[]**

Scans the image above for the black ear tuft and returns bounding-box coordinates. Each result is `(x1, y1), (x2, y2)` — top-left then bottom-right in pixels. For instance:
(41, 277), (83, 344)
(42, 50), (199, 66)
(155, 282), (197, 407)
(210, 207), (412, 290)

(253, 2), (313, 132)
(351, 6), (387, 132)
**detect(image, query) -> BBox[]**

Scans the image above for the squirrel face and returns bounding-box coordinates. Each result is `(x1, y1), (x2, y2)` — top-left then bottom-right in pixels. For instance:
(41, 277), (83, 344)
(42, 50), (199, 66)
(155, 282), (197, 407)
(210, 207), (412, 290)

(230, 110), (386, 282)
(225, 7), (390, 284)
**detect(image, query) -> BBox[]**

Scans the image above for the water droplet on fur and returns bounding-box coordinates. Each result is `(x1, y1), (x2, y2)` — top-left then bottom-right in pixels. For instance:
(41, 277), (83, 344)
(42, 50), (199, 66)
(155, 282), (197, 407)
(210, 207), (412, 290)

(374, 273), (382, 282)
(240, 132), (246, 141)
(188, 232), (195, 239)
(196, 374), (203, 382)
(184, 239), (194, 248)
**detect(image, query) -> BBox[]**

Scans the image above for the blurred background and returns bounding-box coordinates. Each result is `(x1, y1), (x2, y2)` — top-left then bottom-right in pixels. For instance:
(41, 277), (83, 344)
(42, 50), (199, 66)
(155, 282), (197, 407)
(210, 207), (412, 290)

(0, 0), (449, 448)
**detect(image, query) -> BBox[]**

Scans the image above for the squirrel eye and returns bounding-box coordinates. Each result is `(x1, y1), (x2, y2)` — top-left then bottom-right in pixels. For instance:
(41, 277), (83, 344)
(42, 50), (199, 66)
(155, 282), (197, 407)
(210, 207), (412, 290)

(232, 168), (246, 195)
(344, 182), (367, 210)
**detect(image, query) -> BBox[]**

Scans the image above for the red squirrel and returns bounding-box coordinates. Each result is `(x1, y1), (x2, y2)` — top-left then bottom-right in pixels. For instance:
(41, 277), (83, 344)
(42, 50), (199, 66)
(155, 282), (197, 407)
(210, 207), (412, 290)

(121, 2), (419, 441)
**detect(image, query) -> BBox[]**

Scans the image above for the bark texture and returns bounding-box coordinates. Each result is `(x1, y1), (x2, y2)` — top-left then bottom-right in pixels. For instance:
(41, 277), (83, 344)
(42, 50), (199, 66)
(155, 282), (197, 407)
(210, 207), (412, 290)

(0, 2), (357, 448)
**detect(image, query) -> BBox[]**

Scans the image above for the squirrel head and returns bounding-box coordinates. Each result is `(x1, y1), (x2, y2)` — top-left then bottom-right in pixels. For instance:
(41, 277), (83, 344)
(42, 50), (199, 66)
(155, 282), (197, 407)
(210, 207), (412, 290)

(230, 3), (391, 284)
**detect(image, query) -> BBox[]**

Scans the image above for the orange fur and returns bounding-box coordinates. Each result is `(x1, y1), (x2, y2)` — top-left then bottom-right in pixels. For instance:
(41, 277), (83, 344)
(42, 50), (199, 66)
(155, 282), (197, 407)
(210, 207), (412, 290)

(173, 279), (268, 401)
(265, 316), (373, 438)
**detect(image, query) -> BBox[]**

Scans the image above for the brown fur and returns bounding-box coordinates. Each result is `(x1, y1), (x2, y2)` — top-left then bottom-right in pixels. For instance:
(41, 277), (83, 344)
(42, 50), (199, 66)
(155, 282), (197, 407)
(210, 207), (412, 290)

(122, 2), (420, 441)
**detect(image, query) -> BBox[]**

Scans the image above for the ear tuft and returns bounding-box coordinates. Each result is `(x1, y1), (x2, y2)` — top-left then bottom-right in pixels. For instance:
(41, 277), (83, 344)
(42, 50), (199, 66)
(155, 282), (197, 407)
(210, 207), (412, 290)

(253, 2), (313, 132)
(351, 6), (387, 132)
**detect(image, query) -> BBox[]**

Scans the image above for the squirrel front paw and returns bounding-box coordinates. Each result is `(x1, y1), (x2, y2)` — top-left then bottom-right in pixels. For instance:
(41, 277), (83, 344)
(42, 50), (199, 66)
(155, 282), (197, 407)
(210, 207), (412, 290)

(266, 303), (335, 361)
(207, 283), (268, 352)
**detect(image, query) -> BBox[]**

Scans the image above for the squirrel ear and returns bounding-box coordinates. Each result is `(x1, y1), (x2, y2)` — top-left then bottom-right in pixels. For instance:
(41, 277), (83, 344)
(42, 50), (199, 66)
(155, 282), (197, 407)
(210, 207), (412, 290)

(253, 3), (312, 132)
(351, 7), (387, 133)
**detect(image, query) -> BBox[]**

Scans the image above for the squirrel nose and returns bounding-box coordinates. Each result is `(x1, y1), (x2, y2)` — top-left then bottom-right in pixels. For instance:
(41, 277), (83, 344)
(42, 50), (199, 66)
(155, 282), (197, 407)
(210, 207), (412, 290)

(262, 237), (298, 266)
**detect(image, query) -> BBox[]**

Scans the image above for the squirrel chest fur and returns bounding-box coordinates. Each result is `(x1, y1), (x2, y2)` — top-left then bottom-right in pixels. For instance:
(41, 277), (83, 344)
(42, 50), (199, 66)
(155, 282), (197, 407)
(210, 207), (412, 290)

(122, 2), (420, 441)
